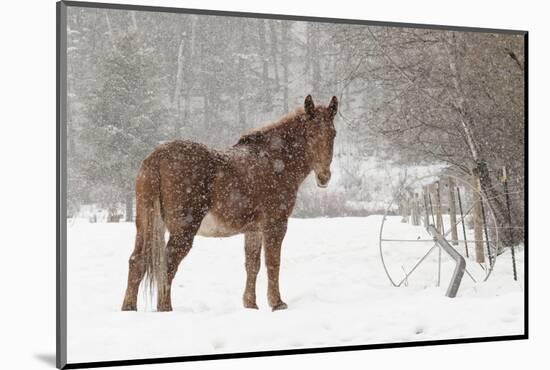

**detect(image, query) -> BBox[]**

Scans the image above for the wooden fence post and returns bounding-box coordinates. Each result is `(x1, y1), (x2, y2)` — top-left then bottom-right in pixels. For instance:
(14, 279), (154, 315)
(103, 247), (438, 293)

(433, 182), (443, 287)
(447, 177), (459, 245)
(406, 196), (411, 224)
(456, 186), (470, 258)
(401, 194), (410, 223)
(433, 181), (444, 233)
(422, 186), (430, 229)
(472, 174), (485, 263)
(428, 185), (436, 227)
(411, 193), (421, 226)
(501, 166), (518, 280)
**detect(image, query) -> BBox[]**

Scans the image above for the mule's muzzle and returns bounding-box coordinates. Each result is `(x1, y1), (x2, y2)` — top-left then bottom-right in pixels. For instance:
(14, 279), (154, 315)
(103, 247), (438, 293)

(315, 171), (331, 188)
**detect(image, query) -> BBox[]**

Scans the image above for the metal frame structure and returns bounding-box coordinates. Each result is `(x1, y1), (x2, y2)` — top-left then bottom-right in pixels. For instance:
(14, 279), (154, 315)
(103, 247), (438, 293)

(378, 174), (501, 297)
(427, 225), (465, 298)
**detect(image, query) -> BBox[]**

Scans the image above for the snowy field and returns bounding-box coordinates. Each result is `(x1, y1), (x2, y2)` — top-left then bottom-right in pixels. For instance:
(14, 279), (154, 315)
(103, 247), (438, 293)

(67, 216), (524, 363)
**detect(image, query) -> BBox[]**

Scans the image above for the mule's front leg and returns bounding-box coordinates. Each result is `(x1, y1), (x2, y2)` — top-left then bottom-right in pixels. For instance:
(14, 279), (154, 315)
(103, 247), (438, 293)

(243, 232), (262, 309)
(263, 223), (288, 311)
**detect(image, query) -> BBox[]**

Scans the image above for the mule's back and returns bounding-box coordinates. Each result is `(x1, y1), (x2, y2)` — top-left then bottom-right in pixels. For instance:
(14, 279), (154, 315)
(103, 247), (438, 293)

(139, 140), (225, 234)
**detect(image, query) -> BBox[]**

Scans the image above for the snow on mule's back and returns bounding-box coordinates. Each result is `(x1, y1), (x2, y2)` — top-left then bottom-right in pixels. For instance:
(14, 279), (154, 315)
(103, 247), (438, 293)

(67, 216), (524, 363)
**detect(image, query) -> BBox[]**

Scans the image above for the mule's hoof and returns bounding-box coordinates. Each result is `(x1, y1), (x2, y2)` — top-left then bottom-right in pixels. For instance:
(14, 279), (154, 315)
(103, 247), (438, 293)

(121, 305), (137, 311)
(244, 302), (259, 310)
(271, 302), (288, 311)
(157, 304), (173, 312)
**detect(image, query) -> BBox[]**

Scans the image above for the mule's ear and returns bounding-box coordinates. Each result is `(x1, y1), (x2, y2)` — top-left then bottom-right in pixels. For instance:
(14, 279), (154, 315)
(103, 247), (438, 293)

(328, 96), (338, 118)
(304, 95), (315, 117)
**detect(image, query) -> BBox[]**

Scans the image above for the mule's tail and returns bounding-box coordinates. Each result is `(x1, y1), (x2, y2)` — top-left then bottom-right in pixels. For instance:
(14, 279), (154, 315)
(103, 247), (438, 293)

(139, 159), (168, 305)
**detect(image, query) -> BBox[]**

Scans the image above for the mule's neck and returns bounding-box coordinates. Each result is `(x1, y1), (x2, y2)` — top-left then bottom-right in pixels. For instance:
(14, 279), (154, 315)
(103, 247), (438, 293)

(271, 114), (313, 185)
(235, 110), (314, 185)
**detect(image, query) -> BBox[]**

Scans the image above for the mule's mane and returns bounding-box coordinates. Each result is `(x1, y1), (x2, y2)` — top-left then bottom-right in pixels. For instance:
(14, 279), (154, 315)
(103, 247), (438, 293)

(234, 108), (307, 148)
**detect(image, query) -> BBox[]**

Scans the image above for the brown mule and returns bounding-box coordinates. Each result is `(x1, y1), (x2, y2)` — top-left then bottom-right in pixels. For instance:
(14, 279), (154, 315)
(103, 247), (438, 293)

(121, 95), (338, 312)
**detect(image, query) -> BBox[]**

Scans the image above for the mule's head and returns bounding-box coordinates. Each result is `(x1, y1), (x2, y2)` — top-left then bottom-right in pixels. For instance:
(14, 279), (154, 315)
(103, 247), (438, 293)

(303, 95), (338, 188)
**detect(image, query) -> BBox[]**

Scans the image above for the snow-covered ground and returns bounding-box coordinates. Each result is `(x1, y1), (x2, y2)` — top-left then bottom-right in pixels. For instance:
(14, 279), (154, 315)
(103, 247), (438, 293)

(66, 216), (524, 363)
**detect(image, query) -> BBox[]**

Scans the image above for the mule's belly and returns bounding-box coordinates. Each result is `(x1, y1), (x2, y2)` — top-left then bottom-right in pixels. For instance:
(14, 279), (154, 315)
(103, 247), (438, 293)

(197, 212), (240, 237)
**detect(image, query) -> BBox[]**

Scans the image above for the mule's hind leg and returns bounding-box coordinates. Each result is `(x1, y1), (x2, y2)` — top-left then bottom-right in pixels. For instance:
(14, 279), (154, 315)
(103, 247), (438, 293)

(122, 228), (146, 311)
(243, 232), (262, 309)
(157, 228), (198, 312)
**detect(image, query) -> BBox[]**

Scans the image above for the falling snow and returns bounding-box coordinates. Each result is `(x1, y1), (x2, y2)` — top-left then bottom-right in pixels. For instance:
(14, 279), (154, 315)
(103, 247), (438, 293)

(64, 5), (525, 364)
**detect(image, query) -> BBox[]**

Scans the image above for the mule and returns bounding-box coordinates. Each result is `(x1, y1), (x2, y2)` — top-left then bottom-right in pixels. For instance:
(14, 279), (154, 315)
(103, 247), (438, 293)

(121, 95), (338, 312)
